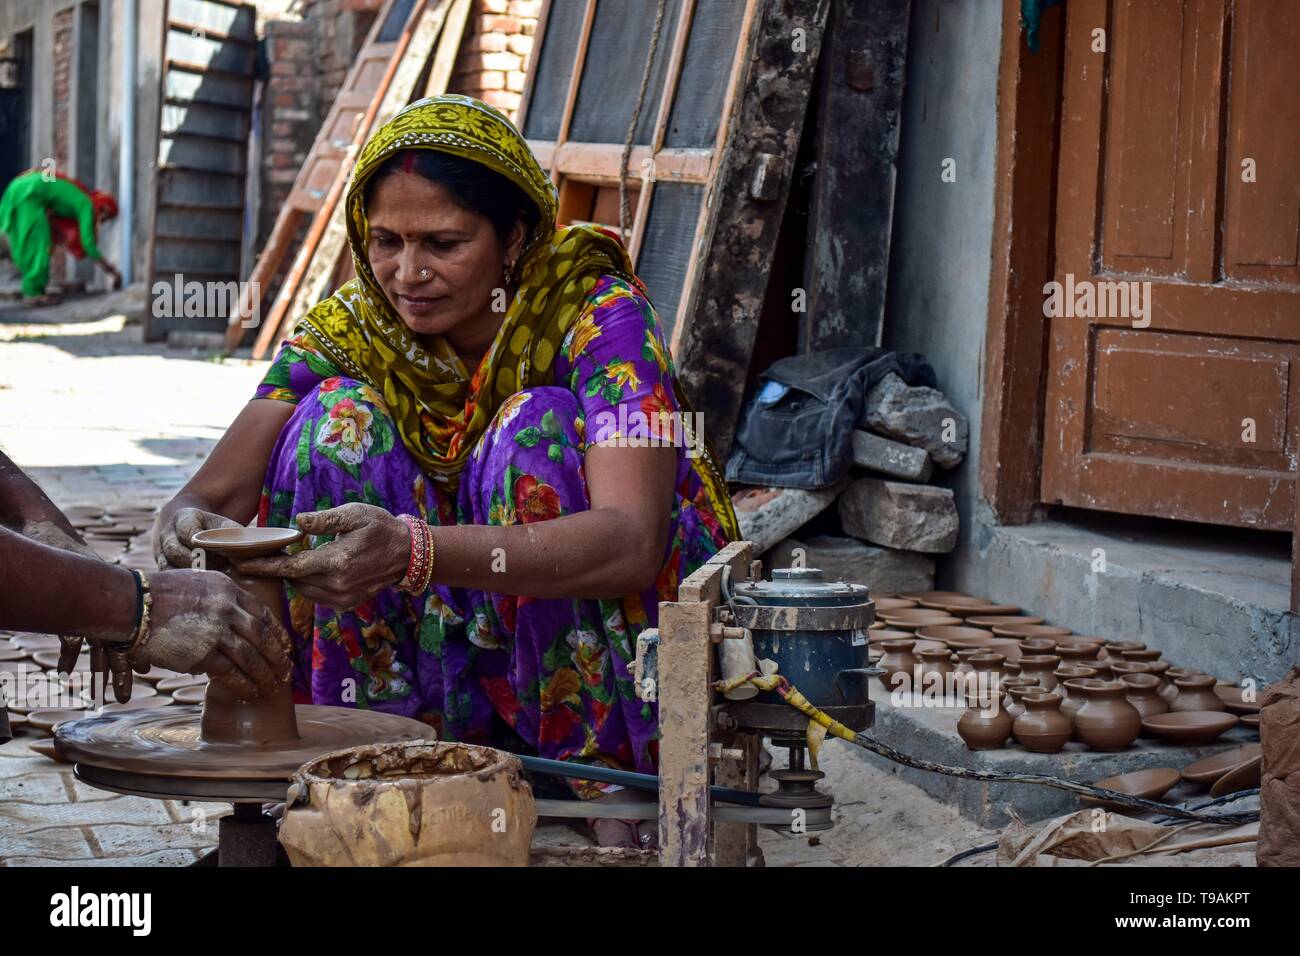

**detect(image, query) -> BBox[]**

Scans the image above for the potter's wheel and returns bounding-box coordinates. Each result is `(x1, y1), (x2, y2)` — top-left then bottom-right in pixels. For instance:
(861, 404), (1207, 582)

(55, 705), (433, 802)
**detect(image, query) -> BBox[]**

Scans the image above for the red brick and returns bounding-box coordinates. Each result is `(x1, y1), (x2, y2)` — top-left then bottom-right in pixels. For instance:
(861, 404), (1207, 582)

(506, 33), (533, 56)
(507, 0), (541, 17)
(506, 70), (527, 93)
(478, 89), (520, 112)
(478, 14), (520, 33)
(480, 51), (521, 72)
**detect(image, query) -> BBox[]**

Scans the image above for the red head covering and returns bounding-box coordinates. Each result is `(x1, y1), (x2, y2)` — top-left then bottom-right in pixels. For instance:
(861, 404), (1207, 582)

(91, 190), (119, 220)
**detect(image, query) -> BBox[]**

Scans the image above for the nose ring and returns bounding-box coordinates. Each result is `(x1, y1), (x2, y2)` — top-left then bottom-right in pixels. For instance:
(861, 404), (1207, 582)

(419, 268), (430, 280)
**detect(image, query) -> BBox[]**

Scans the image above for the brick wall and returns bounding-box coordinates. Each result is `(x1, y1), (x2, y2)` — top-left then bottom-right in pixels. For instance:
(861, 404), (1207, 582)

(450, 0), (539, 120)
(257, 20), (320, 260)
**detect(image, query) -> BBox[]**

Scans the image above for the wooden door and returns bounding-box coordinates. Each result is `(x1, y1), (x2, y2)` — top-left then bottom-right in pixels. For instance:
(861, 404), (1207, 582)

(1041, 0), (1300, 531)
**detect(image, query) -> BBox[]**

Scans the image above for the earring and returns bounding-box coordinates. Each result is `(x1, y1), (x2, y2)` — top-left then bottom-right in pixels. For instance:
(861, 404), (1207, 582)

(503, 261), (516, 286)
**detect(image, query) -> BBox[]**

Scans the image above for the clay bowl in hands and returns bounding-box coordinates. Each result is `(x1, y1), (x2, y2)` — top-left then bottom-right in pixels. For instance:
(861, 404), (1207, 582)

(191, 525), (304, 558)
(1141, 711), (1238, 745)
(1181, 743), (1261, 786)
(1081, 767), (1181, 810)
(992, 623), (1072, 640)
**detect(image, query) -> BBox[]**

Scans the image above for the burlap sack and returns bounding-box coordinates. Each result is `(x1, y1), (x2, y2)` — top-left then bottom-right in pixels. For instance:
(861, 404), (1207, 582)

(1257, 666), (1300, 866)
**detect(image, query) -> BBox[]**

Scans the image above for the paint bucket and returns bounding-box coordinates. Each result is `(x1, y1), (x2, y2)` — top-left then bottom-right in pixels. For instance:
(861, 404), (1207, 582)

(279, 740), (536, 866)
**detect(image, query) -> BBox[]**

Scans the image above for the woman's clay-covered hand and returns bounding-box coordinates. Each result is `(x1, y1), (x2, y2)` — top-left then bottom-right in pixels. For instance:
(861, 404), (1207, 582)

(233, 503), (410, 612)
(138, 569), (292, 699)
(154, 507), (244, 570)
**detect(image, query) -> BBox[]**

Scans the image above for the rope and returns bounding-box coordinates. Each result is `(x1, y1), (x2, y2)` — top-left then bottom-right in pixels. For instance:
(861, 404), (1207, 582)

(619, 0), (668, 244)
(722, 672), (1259, 827)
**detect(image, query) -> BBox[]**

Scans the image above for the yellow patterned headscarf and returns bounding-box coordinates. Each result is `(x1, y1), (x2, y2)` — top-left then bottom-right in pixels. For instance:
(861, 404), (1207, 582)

(292, 95), (737, 537)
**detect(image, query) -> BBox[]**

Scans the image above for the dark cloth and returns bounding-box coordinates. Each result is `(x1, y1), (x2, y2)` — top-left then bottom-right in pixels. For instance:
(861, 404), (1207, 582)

(0, 702), (11, 745)
(725, 347), (937, 490)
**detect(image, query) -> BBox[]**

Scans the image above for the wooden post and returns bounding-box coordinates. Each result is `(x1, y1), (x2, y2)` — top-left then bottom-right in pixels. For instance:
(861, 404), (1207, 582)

(799, 0), (911, 352)
(674, 0), (830, 460)
(656, 597), (713, 866)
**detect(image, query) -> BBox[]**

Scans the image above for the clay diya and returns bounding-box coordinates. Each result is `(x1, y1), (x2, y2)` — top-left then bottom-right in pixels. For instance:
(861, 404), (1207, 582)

(1012, 692), (1072, 753)
(1120, 673), (1169, 725)
(26, 708), (86, 735)
(965, 614), (1044, 628)
(1106, 641), (1146, 654)
(1181, 743), (1261, 786)
(1169, 674), (1226, 714)
(1016, 654), (1062, 691)
(957, 690), (1013, 751)
(991, 623), (1072, 640)
(952, 648), (983, 675)
(1073, 680), (1142, 751)
(900, 590), (972, 604)
(1082, 768), (1180, 810)
(1121, 648), (1162, 663)
(874, 597), (918, 613)
(876, 639), (918, 693)
(881, 609), (962, 631)
(1141, 711), (1238, 746)
(1214, 685), (1261, 715)
(190, 525), (304, 745)
(1017, 638), (1058, 655)
(170, 685), (207, 705)
(1210, 755), (1262, 798)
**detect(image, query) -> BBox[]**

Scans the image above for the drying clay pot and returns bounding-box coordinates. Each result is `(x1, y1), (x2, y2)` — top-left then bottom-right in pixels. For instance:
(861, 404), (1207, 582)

(918, 647), (956, 680)
(1012, 692), (1072, 753)
(882, 610), (963, 632)
(1056, 671), (1100, 725)
(957, 691), (1013, 751)
(1169, 674), (1225, 714)
(1106, 641), (1146, 656)
(991, 624), (1072, 640)
(1016, 654), (1062, 692)
(1083, 767), (1180, 810)
(876, 639), (917, 693)
(1121, 648), (1162, 663)
(1084, 658), (1115, 681)
(1055, 642), (1102, 664)
(1161, 668), (1200, 704)
(1181, 743), (1261, 786)
(1073, 680), (1142, 751)
(966, 614), (1045, 628)
(1017, 638), (1058, 655)
(968, 653), (1006, 684)
(1004, 682), (1040, 721)
(1121, 672), (1169, 726)
(279, 741), (535, 867)
(952, 648), (983, 675)
(1141, 711), (1238, 745)
(1214, 684), (1261, 715)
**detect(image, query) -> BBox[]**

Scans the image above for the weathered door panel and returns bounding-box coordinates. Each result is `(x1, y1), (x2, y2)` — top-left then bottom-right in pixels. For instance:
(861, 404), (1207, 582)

(1041, 0), (1300, 530)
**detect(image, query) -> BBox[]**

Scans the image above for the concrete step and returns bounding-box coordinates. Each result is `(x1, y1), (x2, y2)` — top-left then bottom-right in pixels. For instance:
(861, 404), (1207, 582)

(952, 507), (1296, 686)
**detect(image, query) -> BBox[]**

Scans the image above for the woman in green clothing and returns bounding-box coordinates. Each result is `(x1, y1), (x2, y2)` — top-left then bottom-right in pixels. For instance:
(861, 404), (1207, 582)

(0, 170), (122, 305)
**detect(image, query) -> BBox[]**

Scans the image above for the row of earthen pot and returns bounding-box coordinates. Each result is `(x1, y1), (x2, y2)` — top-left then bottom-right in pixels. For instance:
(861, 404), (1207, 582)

(866, 591), (1256, 753)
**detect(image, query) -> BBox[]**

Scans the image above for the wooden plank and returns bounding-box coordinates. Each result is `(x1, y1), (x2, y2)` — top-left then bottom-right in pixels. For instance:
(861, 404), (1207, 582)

(978, 0), (1064, 525)
(222, 0), (408, 349)
(673, 0), (830, 459)
(254, 0), (447, 358)
(798, 0), (910, 352)
(656, 598), (713, 867)
(422, 0), (471, 97)
(551, 0), (598, 187)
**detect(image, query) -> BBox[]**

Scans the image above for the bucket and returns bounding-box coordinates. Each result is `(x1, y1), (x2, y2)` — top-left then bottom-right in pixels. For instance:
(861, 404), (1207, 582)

(279, 740), (536, 866)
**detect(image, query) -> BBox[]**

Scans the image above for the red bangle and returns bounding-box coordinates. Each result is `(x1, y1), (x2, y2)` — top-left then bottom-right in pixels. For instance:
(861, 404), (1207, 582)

(397, 514), (434, 594)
